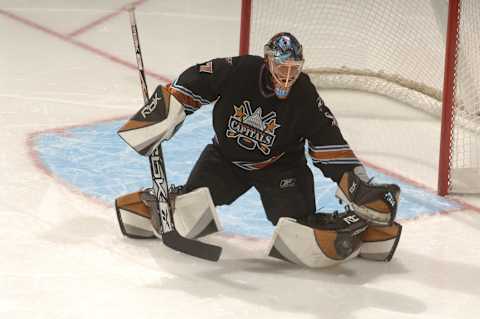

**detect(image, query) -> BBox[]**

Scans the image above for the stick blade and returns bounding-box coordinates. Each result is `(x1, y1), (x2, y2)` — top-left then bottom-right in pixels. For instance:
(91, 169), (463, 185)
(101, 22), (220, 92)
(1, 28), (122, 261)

(162, 231), (222, 262)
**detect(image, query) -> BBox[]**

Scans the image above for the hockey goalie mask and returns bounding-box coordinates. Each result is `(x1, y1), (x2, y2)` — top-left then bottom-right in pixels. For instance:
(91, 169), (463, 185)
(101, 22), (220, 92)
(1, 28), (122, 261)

(264, 32), (304, 99)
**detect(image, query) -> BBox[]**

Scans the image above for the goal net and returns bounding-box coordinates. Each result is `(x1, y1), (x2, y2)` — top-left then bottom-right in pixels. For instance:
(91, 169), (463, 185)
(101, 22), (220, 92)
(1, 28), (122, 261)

(240, 0), (480, 195)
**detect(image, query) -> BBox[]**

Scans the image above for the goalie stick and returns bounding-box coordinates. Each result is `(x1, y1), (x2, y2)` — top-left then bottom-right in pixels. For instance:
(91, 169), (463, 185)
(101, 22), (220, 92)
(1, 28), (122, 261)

(122, 5), (222, 261)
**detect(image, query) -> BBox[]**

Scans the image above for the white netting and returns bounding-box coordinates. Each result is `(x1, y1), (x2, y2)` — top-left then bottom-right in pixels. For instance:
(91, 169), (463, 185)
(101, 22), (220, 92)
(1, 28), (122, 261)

(449, 0), (480, 193)
(248, 0), (480, 193)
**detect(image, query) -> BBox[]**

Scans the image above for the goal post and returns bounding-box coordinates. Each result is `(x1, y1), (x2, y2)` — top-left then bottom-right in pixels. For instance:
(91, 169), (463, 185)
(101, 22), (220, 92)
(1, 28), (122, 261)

(438, 0), (460, 196)
(438, 0), (480, 195)
(239, 0), (251, 56)
(239, 0), (480, 196)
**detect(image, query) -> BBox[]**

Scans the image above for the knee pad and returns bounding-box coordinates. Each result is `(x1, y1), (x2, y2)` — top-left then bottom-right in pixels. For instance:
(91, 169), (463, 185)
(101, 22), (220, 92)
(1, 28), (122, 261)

(173, 187), (223, 238)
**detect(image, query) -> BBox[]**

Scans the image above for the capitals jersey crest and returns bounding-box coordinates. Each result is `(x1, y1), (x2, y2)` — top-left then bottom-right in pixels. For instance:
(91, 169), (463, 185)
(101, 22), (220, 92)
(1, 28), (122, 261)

(226, 100), (280, 155)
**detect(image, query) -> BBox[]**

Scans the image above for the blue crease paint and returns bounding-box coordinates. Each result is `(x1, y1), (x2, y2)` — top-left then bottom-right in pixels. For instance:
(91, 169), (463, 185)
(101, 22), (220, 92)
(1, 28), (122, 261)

(33, 106), (461, 238)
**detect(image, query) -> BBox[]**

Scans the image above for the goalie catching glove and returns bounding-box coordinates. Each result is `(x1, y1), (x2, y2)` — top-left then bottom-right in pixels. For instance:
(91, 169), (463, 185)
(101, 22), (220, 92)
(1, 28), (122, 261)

(336, 166), (401, 226)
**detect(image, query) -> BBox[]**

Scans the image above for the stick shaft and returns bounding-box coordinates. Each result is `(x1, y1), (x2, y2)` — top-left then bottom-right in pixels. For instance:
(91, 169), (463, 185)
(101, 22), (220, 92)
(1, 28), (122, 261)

(125, 7), (222, 260)
(128, 7), (149, 103)
(127, 6), (172, 233)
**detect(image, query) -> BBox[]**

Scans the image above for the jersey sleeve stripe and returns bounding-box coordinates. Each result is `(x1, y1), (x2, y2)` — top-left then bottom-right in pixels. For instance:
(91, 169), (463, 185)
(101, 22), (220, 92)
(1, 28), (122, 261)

(311, 159), (361, 165)
(169, 81), (214, 114)
(308, 144), (351, 151)
(171, 79), (212, 105)
(308, 141), (361, 165)
(308, 149), (356, 160)
(169, 88), (206, 114)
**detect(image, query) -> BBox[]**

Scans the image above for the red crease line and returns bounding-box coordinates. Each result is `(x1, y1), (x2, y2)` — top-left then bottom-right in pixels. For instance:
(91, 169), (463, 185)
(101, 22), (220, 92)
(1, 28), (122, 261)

(0, 7), (170, 84)
(67, 0), (147, 38)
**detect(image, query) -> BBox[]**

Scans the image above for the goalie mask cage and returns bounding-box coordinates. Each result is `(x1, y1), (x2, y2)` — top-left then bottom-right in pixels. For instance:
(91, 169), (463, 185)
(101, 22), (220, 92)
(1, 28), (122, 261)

(239, 0), (480, 196)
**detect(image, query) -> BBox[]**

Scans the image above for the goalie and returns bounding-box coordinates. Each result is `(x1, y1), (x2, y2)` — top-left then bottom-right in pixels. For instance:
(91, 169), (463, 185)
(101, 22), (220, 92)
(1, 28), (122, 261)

(116, 32), (402, 267)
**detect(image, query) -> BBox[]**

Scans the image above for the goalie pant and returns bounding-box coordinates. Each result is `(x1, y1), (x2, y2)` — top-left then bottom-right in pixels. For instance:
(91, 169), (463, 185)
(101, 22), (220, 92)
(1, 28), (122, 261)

(183, 143), (316, 225)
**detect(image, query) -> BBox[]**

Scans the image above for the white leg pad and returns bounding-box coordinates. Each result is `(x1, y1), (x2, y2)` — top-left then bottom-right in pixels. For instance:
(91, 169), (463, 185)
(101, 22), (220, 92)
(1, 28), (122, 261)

(173, 187), (222, 239)
(115, 190), (156, 239)
(267, 217), (360, 268)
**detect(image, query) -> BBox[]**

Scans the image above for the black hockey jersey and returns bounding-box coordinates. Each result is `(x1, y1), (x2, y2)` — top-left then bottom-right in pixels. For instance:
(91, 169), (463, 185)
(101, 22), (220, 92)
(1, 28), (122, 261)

(169, 55), (361, 183)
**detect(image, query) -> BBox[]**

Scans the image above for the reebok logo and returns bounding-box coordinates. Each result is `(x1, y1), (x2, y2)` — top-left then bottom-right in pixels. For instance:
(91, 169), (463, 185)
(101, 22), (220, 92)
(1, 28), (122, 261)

(343, 214), (360, 225)
(385, 192), (396, 207)
(280, 178), (296, 189)
(141, 92), (162, 118)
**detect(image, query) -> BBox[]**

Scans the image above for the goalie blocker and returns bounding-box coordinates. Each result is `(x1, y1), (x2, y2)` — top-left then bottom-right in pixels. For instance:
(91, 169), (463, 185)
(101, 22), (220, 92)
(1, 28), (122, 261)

(115, 187), (222, 240)
(117, 85), (186, 157)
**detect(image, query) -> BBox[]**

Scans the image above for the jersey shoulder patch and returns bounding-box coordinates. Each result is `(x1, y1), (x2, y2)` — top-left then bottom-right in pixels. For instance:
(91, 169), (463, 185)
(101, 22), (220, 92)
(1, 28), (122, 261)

(316, 95), (326, 111)
(199, 61), (213, 73)
(318, 100), (338, 127)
